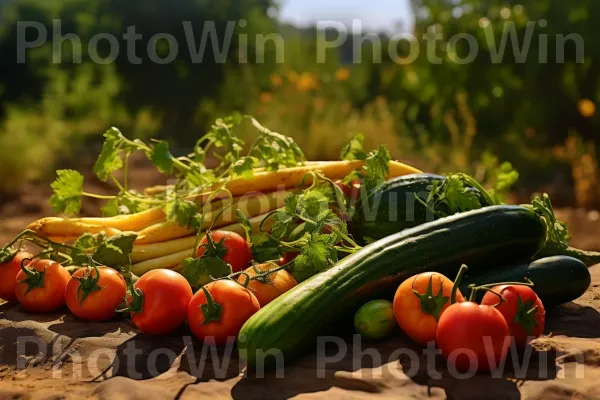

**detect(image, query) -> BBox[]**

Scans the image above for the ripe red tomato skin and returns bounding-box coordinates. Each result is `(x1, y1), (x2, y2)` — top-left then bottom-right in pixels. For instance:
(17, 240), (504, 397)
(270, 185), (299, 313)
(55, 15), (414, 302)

(130, 269), (193, 335)
(188, 280), (260, 345)
(278, 251), (299, 266)
(14, 259), (71, 313)
(335, 180), (361, 201)
(436, 302), (510, 372)
(481, 285), (545, 347)
(196, 231), (252, 273)
(65, 267), (127, 322)
(0, 252), (32, 302)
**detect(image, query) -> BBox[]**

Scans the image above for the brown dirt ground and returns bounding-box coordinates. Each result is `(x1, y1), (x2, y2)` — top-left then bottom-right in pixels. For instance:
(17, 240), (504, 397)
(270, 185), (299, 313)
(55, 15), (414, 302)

(0, 266), (598, 399)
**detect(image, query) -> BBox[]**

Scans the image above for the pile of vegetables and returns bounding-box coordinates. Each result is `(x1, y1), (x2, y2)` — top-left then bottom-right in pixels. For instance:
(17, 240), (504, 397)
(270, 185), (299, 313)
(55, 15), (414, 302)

(0, 114), (598, 372)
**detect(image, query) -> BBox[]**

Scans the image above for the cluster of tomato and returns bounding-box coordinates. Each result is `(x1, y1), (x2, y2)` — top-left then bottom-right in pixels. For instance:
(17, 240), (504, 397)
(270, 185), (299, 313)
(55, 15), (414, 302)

(0, 231), (297, 344)
(393, 270), (546, 372)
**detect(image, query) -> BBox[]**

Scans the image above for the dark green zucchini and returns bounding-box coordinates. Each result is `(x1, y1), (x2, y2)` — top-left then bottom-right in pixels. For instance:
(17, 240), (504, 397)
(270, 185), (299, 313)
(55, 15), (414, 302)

(351, 173), (492, 243)
(460, 256), (591, 307)
(238, 205), (547, 367)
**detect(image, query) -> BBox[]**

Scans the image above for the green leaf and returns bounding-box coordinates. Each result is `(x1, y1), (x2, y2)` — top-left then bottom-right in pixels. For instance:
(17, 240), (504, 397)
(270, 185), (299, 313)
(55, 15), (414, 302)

(531, 193), (570, 253)
(416, 174), (487, 218)
(340, 134), (367, 161)
(233, 156), (258, 180)
(298, 190), (330, 222)
(250, 233), (283, 263)
(93, 128), (124, 182)
(443, 175), (483, 215)
(249, 117), (306, 170)
(180, 256), (232, 289)
(101, 198), (120, 217)
(49, 169), (84, 215)
(365, 145), (391, 184)
(148, 140), (174, 175)
(290, 233), (338, 282)
(93, 232), (137, 270)
(164, 196), (199, 229)
(70, 233), (106, 265)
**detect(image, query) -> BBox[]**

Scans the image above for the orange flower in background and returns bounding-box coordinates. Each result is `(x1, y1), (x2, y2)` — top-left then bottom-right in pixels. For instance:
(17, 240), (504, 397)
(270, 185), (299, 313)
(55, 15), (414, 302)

(335, 67), (351, 82)
(578, 99), (596, 118)
(270, 74), (283, 88)
(260, 92), (272, 103)
(296, 72), (318, 92)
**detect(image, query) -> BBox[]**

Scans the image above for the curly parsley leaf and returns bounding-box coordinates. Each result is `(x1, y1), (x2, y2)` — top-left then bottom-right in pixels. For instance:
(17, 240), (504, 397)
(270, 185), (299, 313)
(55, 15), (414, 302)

(148, 140), (174, 175)
(93, 128), (124, 182)
(49, 169), (84, 215)
(341, 133), (367, 161)
(365, 145), (391, 183)
(164, 196), (200, 229)
(416, 173), (501, 218)
(233, 156), (258, 180)
(290, 233), (338, 282)
(249, 117), (306, 170)
(531, 193), (570, 253)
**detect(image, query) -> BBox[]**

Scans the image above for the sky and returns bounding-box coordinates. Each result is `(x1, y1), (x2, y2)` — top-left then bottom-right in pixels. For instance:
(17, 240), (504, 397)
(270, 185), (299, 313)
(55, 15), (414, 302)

(278, 0), (414, 32)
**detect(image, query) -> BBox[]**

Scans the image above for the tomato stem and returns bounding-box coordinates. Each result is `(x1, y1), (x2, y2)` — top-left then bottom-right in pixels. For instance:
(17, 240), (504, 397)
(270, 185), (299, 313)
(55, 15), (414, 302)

(127, 287), (144, 315)
(412, 274), (450, 322)
(19, 257), (47, 295)
(469, 285), (505, 306)
(467, 277), (535, 302)
(527, 305), (539, 315)
(450, 264), (468, 304)
(200, 286), (222, 325)
(75, 265), (105, 304)
(474, 278), (534, 289)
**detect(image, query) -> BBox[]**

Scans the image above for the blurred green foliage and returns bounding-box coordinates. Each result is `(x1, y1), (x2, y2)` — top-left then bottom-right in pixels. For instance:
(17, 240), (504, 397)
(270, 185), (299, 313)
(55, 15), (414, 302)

(0, 0), (598, 206)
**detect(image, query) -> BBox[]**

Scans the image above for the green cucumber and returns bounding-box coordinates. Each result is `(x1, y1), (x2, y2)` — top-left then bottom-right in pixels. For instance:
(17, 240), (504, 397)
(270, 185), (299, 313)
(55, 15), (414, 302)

(351, 173), (492, 243)
(238, 205), (547, 367)
(461, 256), (591, 307)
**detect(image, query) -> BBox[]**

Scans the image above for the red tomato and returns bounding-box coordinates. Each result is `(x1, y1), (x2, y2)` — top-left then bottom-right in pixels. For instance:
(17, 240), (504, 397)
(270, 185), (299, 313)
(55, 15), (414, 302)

(14, 259), (70, 313)
(0, 251), (31, 302)
(65, 266), (127, 322)
(436, 302), (510, 372)
(196, 231), (252, 273)
(481, 285), (545, 347)
(335, 180), (360, 201)
(129, 269), (193, 335)
(278, 251), (299, 266)
(394, 272), (465, 345)
(188, 280), (260, 345)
